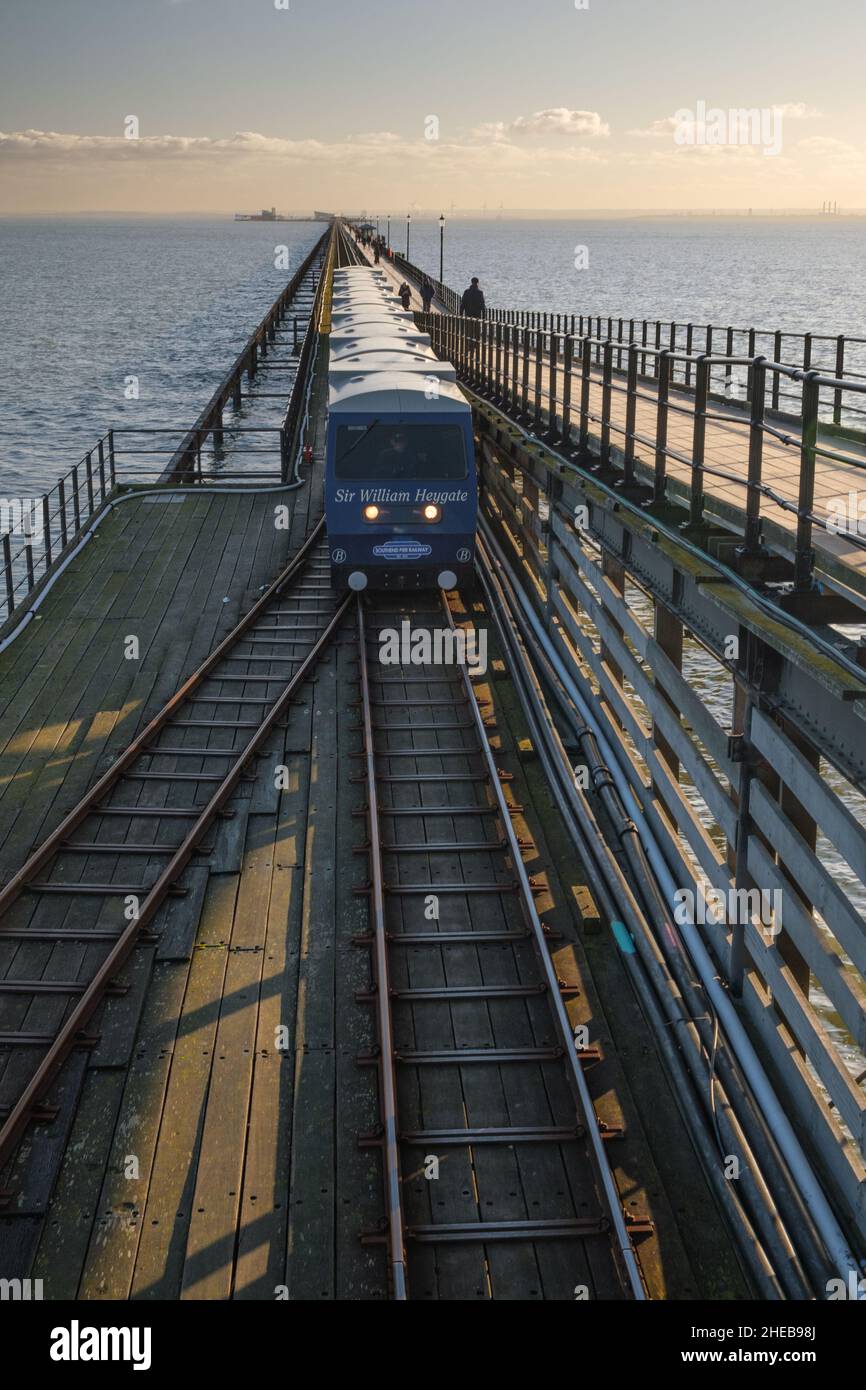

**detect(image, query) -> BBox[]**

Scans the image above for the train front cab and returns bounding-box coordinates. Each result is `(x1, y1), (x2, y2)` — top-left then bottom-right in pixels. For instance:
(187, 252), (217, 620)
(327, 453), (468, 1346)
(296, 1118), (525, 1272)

(325, 375), (477, 592)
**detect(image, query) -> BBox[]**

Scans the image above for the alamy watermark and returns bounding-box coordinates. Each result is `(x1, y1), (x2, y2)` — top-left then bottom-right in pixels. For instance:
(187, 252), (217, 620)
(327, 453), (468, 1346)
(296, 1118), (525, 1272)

(673, 101), (784, 157)
(673, 878), (782, 937)
(0, 497), (43, 542)
(378, 619), (488, 675)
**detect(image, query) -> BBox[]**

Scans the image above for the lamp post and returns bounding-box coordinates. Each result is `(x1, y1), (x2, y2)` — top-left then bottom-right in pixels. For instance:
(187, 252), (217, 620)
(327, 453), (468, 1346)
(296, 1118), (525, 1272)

(386, 214), (390, 250)
(406, 212), (411, 260)
(439, 213), (445, 286)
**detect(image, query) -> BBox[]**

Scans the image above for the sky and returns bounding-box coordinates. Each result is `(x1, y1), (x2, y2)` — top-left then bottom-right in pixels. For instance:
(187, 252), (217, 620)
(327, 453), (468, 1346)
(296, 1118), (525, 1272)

(1, 0), (864, 214)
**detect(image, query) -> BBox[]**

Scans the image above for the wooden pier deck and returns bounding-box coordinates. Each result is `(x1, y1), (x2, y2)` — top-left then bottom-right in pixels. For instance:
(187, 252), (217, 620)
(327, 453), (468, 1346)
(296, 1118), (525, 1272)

(0, 283), (749, 1299)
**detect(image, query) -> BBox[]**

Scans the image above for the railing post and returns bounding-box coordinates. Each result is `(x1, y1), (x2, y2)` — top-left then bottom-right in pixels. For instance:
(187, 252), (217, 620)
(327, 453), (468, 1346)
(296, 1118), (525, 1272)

(58, 478), (69, 549)
(688, 356), (709, 528)
(561, 335), (574, 450)
(741, 358), (767, 557)
(502, 323), (511, 409)
(546, 332), (559, 439)
(71, 465), (81, 532)
(521, 327), (531, 420)
(85, 453), (95, 516)
(108, 430), (116, 488)
(685, 324), (694, 387)
(579, 337), (592, 454)
(494, 321), (503, 403)
(640, 320), (648, 376)
(772, 331), (782, 411)
(533, 331), (544, 431)
(2, 532), (13, 616)
(25, 542), (35, 592)
(623, 344), (638, 488)
(98, 438), (106, 501)
(793, 371), (820, 592)
(833, 335), (845, 425)
(42, 495), (52, 569)
(600, 341), (613, 465)
(652, 350), (671, 503)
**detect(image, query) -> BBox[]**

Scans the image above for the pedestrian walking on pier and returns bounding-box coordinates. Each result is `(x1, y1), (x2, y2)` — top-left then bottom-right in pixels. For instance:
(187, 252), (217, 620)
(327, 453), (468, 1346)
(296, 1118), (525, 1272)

(421, 277), (434, 313)
(460, 276), (486, 318)
(398, 281), (412, 310)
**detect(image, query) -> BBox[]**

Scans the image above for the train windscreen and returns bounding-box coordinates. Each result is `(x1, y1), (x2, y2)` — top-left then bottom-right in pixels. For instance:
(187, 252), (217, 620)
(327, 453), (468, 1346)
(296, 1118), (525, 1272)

(335, 423), (467, 481)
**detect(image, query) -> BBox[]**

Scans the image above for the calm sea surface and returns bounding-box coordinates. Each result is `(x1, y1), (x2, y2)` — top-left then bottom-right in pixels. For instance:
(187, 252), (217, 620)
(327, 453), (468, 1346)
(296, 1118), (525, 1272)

(1, 213), (864, 1075)
(2, 215), (865, 496)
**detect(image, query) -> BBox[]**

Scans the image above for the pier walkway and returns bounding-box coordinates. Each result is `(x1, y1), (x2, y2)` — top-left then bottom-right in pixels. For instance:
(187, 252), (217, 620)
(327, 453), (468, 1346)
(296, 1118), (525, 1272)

(372, 234), (866, 611)
(2, 222), (866, 1302)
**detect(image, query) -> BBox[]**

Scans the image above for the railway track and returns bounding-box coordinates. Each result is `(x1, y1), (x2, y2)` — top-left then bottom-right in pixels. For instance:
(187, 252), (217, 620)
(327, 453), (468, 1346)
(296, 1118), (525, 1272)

(353, 592), (647, 1299)
(0, 520), (350, 1176)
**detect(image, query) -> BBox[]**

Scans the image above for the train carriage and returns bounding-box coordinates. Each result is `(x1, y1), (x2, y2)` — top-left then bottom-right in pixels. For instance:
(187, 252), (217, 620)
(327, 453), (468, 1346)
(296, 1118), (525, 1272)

(325, 373), (476, 591)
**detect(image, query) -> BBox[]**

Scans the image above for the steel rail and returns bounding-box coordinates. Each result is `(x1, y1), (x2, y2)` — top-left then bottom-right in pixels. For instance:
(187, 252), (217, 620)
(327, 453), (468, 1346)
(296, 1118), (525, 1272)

(0, 524), (350, 1170)
(438, 591), (648, 1300)
(0, 518), (325, 917)
(356, 599), (409, 1300)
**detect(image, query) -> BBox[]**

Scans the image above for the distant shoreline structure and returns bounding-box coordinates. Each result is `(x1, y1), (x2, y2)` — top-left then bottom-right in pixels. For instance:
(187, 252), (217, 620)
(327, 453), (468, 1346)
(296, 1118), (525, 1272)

(233, 207), (334, 223)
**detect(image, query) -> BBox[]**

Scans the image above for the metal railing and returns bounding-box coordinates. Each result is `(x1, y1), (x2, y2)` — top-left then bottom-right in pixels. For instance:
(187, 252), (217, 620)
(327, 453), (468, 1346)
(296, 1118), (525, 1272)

(376, 235), (865, 427)
(476, 392), (866, 1256)
(423, 312), (866, 595)
(0, 229), (333, 629)
(482, 311), (866, 426)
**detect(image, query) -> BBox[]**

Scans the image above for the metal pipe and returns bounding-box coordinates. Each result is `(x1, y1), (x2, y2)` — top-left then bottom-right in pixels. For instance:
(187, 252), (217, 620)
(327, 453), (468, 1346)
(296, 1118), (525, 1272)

(480, 512), (864, 1296)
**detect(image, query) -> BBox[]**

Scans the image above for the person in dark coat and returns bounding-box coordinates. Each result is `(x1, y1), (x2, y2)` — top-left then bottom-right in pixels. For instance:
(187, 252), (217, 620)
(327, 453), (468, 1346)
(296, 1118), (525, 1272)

(398, 281), (412, 309)
(460, 277), (485, 317)
(421, 278), (434, 312)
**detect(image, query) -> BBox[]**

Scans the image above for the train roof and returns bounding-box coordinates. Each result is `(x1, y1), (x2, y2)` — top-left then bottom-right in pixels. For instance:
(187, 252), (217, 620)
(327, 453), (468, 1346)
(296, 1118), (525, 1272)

(328, 353), (456, 381)
(331, 293), (402, 307)
(332, 266), (386, 277)
(330, 330), (432, 353)
(330, 312), (414, 328)
(328, 373), (470, 414)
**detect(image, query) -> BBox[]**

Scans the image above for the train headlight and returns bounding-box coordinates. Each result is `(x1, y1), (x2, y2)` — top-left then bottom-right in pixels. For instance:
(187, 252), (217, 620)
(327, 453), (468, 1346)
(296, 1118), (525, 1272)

(363, 504), (380, 522)
(422, 504), (441, 522)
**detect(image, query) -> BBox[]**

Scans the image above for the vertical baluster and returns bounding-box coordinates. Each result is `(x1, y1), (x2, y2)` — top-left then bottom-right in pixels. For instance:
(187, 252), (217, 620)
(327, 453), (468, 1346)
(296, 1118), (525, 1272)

(688, 357), (709, 529)
(547, 332), (558, 439)
(772, 331), (782, 411)
(42, 495), (52, 569)
(600, 342), (613, 466)
(793, 373), (820, 591)
(2, 532), (13, 616)
(833, 335), (845, 426)
(579, 338), (592, 454)
(85, 453), (95, 516)
(58, 478), (68, 548)
(653, 351), (671, 503)
(561, 335), (574, 451)
(623, 345), (638, 489)
(742, 359), (767, 557)
(534, 331), (544, 430)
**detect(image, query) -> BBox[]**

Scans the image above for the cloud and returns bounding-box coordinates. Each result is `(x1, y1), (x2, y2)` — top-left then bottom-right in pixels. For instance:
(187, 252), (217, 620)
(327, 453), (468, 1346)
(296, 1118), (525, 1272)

(628, 102), (822, 139)
(0, 126), (608, 175)
(475, 108), (609, 141)
(797, 135), (866, 166)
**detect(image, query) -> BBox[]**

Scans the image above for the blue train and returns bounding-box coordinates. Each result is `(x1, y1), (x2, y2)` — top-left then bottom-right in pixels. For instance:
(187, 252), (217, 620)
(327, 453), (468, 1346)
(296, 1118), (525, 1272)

(325, 266), (477, 591)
